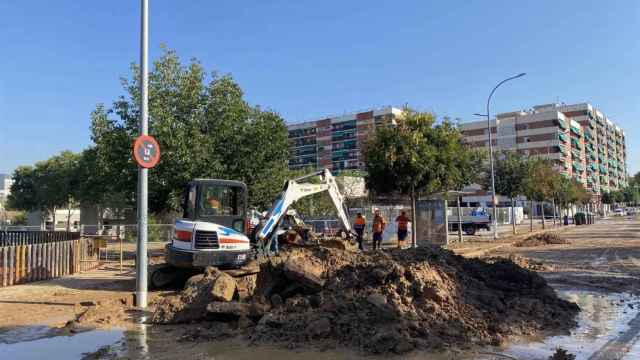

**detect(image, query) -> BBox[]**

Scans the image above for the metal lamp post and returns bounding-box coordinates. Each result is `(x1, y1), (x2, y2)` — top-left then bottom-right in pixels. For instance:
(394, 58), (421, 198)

(474, 73), (526, 240)
(136, 0), (149, 309)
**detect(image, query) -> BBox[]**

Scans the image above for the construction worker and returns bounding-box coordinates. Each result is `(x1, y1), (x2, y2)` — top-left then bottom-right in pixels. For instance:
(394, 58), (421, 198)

(395, 210), (410, 249)
(353, 213), (366, 251)
(372, 208), (386, 250)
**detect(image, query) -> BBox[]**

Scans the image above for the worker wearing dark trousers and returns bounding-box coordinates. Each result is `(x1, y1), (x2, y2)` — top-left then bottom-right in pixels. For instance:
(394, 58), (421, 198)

(395, 210), (409, 249)
(353, 213), (366, 251)
(372, 208), (386, 250)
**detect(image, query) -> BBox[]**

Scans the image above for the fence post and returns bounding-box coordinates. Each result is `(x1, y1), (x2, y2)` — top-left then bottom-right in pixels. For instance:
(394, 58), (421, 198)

(30, 244), (35, 282)
(8, 246), (14, 286)
(26, 244), (31, 282)
(71, 240), (76, 274)
(76, 239), (80, 273)
(47, 242), (52, 279)
(63, 241), (68, 275)
(1, 247), (6, 287)
(54, 241), (59, 278)
(57, 241), (62, 277)
(39, 242), (45, 281)
(43, 242), (48, 280)
(15, 245), (22, 283)
(34, 243), (40, 281)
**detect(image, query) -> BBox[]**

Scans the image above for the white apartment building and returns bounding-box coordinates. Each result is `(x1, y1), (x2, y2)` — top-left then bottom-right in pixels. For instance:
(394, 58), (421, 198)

(0, 174), (14, 204)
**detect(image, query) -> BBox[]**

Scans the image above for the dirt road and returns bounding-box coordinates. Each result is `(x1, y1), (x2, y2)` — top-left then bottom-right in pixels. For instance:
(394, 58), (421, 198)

(484, 216), (640, 360)
(0, 264), (136, 329)
(489, 216), (640, 294)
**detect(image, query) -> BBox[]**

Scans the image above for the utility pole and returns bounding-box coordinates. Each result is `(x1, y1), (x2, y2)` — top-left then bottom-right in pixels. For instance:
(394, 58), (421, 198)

(136, 0), (149, 309)
(474, 72), (526, 240)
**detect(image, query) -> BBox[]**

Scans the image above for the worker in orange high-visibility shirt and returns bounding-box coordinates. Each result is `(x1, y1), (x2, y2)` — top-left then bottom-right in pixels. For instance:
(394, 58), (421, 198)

(353, 213), (366, 251)
(372, 208), (386, 250)
(395, 210), (410, 249)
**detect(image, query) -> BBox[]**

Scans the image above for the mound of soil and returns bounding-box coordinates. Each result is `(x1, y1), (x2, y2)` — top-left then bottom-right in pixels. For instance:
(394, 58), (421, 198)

(152, 245), (579, 354)
(515, 232), (568, 247)
(486, 254), (553, 272)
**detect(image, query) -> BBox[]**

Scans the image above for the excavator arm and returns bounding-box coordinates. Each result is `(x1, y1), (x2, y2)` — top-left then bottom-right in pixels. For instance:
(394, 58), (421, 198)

(257, 169), (352, 244)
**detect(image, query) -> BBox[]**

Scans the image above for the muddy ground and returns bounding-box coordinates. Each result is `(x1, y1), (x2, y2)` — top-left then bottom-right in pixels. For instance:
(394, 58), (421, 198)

(487, 216), (640, 294)
(483, 215), (640, 359)
(1, 216), (639, 359)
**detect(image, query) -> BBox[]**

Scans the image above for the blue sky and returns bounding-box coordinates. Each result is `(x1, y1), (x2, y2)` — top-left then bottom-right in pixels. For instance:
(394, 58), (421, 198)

(1, 1), (638, 175)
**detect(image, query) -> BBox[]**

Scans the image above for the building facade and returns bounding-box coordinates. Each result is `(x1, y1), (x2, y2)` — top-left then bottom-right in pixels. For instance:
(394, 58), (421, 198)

(287, 107), (402, 171)
(0, 174), (14, 204)
(460, 102), (628, 196)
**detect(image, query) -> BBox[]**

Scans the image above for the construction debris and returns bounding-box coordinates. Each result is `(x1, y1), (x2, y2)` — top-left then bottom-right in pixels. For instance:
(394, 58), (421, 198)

(486, 254), (553, 272)
(514, 232), (569, 247)
(151, 245), (580, 354)
(549, 348), (576, 360)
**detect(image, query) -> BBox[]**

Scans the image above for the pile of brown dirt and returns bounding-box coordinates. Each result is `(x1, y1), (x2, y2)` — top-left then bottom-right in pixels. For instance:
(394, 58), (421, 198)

(485, 254), (553, 272)
(515, 232), (568, 247)
(65, 297), (133, 331)
(152, 245), (579, 354)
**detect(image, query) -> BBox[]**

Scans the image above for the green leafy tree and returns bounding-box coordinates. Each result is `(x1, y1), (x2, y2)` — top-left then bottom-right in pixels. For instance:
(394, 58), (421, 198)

(363, 109), (483, 246)
(622, 186), (640, 205)
(7, 166), (40, 213)
(8, 151), (80, 230)
(482, 151), (528, 234)
(523, 159), (557, 230)
(89, 46), (290, 214)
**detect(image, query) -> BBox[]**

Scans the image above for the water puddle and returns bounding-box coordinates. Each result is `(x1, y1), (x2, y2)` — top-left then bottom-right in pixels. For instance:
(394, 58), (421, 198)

(1, 289), (639, 360)
(486, 290), (640, 360)
(0, 327), (123, 360)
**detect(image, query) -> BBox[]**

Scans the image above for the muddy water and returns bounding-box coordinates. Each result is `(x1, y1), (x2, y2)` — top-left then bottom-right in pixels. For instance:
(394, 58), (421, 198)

(489, 290), (640, 360)
(2, 289), (639, 360)
(0, 327), (122, 360)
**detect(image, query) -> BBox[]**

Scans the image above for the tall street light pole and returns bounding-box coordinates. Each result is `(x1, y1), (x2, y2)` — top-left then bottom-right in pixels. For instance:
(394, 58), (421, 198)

(136, 0), (149, 309)
(474, 72), (526, 240)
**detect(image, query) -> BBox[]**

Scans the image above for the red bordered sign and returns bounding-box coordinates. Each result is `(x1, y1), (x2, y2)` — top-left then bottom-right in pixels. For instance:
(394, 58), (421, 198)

(133, 135), (161, 168)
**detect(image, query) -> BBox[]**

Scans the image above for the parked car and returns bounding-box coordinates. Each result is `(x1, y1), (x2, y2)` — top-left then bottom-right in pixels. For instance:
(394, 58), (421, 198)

(613, 208), (626, 217)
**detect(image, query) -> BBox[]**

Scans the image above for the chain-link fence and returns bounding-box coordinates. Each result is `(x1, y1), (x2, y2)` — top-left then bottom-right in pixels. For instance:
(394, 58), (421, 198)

(80, 224), (174, 243)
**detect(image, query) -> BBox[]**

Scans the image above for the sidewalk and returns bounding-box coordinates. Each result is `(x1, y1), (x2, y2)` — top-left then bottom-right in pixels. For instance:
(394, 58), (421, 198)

(446, 222), (573, 258)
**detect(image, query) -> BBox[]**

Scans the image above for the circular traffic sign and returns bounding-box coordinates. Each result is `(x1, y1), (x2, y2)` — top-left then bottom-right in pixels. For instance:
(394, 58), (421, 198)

(133, 135), (161, 168)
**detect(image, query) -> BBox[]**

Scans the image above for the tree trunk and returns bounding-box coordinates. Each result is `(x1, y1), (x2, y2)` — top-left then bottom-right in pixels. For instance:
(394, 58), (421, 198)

(552, 198), (557, 226)
(410, 185), (417, 248)
(569, 204), (573, 224)
(511, 197), (516, 235)
(98, 205), (104, 235)
(530, 200), (534, 232)
(66, 201), (72, 233)
(457, 196), (463, 243)
(541, 202), (545, 230)
(51, 206), (56, 231)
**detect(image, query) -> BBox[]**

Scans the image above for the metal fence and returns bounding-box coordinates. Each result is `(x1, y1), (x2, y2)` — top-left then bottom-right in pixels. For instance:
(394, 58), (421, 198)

(80, 224), (174, 243)
(0, 231), (80, 247)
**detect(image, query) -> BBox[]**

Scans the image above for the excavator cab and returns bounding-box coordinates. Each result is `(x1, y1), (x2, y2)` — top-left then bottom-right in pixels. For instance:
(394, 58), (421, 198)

(182, 179), (248, 234)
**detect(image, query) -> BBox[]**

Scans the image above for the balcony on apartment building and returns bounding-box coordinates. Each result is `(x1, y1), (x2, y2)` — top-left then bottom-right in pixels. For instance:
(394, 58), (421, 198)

(288, 127), (317, 139)
(290, 136), (317, 148)
(289, 156), (317, 168)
